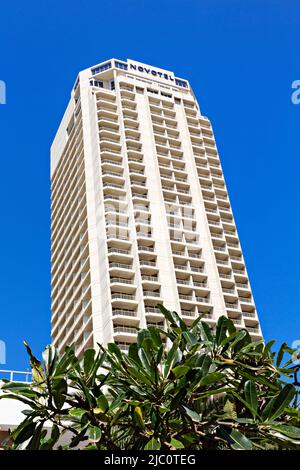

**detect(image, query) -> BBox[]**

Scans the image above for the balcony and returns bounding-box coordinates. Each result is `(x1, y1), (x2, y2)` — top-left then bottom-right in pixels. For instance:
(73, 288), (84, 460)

(145, 306), (164, 321)
(196, 297), (210, 304)
(113, 326), (137, 339)
(226, 302), (238, 310)
(179, 294), (193, 301)
(242, 311), (256, 318)
(246, 326), (260, 335)
(112, 309), (139, 325)
(110, 277), (134, 285)
(109, 262), (132, 270)
(143, 290), (161, 298)
(138, 245), (155, 253)
(111, 293), (137, 302)
(107, 247), (131, 256)
(142, 275), (159, 283)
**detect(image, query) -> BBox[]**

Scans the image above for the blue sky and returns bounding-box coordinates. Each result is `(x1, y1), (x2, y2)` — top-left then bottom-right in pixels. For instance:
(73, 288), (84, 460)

(0, 0), (299, 370)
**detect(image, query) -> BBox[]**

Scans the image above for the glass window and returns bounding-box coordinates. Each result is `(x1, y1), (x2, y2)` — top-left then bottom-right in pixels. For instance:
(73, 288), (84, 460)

(115, 61), (128, 70)
(91, 62), (112, 75)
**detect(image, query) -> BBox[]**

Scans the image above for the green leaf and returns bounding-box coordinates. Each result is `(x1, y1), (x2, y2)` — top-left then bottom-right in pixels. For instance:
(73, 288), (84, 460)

(262, 340), (276, 359)
(52, 378), (67, 409)
(96, 394), (109, 413)
(11, 419), (36, 445)
(164, 338), (181, 378)
(216, 316), (229, 345)
(268, 384), (296, 422)
(230, 429), (253, 450)
(88, 425), (102, 443)
(231, 391), (258, 418)
(270, 424), (300, 439)
(107, 342), (123, 361)
(200, 321), (213, 342)
(220, 427), (252, 450)
(147, 326), (162, 348)
(172, 365), (190, 378)
(69, 408), (87, 418)
(170, 437), (185, 449)
(134, 406), (145, 429)
(183, 406), (201, 422)
(199, 372), (225, 387)
(144, 437), (161, 450)
(244, 381), (258, 418)
(157, 304), (175, 324)
(276, 342), (288, 367)
(83, 349), (95, 375)
(23, 342), (45, 384)
(27, 422), (44, 450)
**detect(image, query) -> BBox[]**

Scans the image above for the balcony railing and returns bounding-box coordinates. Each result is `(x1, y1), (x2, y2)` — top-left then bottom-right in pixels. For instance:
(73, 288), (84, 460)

(145, 307), (162, 314)
(114, 326), (137, 335)
(112, 309), (136, 317)
(110, 278), (134, 285)
(109, 263), (132, 270)
(196, 297), (210, 303)
(143, 291), (160, 297)
(226, 303), (238, 309)
(111, 293), (136, 301)
(0, 370), (32, 382)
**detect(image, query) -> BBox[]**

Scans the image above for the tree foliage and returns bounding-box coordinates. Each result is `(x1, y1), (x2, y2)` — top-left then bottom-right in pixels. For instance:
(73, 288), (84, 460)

(1, 305), (300, 450)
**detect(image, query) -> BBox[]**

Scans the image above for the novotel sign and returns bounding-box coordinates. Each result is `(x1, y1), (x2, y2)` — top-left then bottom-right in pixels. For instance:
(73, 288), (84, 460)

(128, 62), (175, 82)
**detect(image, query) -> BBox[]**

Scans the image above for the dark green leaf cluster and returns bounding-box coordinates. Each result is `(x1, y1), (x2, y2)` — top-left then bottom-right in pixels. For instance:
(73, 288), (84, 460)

(1, 306), (300, 450)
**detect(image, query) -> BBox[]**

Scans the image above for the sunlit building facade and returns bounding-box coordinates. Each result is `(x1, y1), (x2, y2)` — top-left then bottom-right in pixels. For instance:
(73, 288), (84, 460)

(50, 59), (262, 355)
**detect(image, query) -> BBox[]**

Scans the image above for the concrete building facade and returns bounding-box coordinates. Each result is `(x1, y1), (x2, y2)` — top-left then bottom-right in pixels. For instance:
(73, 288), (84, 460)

(51, 58), (261, 355)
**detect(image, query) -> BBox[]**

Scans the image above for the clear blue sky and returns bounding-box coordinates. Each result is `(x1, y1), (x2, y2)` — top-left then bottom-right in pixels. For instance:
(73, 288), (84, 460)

(0, 0), (299, 371)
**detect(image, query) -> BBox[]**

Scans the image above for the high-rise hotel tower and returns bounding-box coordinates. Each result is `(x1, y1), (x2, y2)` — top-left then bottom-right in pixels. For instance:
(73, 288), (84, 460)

(51, 59), (262, 356)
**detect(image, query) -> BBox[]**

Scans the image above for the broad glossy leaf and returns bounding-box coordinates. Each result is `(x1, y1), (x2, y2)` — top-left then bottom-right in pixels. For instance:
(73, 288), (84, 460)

(144, 437), (161, 450)
(216, 316), (229, 345)
(170, 437), (185, 449)
(244, 380), (258, 417)
(96, 394), (109, 413)
(230, 429), (253, 450)
(88, 425), (102, 443)
(83, 349), (95, 375)
(267, 384), (296, 422)
(270, 424), (300, 439)
(183, 406), (201, 422)
(134, 406), (145, 429)
(52, 378), (67, 409)
(164, 338), (181, 378)
(107, 343), (123, 361)
(200, 321), (213, 343)
(11, 419), (36, 445)
(199, 372), (225, 387)
(172, 365), (190, 378)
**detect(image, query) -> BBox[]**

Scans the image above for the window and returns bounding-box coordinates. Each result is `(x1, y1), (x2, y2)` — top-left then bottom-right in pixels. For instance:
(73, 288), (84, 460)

(161, 92), (172, 98)
(175, 79), (188, 88)
(74, 77), (80, 91)
(91, 62), (112, 75)
(147, 88), (158, 95)
(115, 61), (128, 70)
(90, 79), (103, 88)
(110, 80), (115, 91)
(174, 98), (181, 104)
(136, 87), (144, 94)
